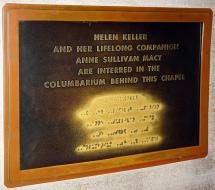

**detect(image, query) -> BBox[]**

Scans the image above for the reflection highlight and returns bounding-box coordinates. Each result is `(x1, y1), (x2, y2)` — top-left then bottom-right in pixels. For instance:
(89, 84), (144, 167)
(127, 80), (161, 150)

(75, 92), (164, 153)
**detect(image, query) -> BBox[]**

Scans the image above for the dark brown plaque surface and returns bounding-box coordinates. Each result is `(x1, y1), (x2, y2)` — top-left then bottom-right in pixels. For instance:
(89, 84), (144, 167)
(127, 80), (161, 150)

(3, 4), (213, 187)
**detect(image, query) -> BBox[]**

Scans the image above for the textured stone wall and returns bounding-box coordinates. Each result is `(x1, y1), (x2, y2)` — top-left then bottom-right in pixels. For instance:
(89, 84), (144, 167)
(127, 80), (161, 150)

(0, 0), (214, 189)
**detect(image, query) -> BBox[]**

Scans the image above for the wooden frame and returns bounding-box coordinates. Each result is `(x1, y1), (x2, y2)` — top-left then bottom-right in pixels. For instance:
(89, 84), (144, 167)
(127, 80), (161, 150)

(3, 4), (212, 187)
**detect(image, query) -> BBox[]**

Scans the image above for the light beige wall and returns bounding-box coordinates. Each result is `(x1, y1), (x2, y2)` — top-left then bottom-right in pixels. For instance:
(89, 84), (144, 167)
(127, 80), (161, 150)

(0, 0), (214, 189)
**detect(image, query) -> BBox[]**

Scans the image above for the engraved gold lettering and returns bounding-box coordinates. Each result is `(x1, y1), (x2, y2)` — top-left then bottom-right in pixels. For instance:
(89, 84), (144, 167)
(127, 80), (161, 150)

(96, 44), (133, 52)
(76, 57), (98, 64)
(161, 74), (185, 81)
(94, 34), (119, 41)
(122, 33), (147, 41)
(97, 67), (132, 74)
(43, 79), (106, 88)
(103, 55), (139, 63)
(136, 43), (179, 51)
(53, 45), (72, 53)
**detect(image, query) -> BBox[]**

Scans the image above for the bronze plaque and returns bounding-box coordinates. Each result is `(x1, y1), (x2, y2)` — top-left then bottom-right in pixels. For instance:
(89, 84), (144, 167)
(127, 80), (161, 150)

(3, 4), (212, 187)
